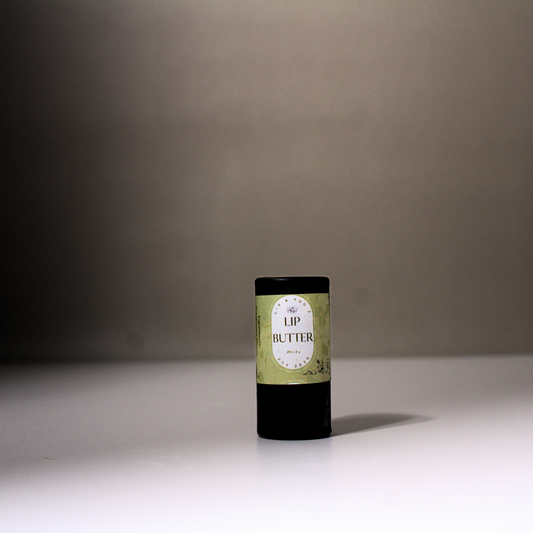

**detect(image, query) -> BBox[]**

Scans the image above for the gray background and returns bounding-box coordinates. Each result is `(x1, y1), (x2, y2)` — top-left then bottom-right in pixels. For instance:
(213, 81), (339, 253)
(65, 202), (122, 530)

(4, 0), (533, 361)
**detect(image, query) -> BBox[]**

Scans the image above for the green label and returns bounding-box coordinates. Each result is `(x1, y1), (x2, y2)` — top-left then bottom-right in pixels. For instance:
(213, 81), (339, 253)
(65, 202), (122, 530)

(255, 293), (331, 385)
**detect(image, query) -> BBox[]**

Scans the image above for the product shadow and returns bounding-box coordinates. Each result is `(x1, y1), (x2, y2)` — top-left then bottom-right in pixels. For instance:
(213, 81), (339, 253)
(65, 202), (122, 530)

(331, 413), (431, 436)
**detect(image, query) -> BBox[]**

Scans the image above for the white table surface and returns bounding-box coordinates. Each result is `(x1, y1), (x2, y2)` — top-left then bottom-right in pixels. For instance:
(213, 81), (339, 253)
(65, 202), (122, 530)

(1, 355), (532, 532)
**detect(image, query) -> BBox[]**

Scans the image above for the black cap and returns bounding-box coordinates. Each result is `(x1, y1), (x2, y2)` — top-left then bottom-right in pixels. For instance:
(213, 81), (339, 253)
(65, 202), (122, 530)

(255, 277), (329, 296)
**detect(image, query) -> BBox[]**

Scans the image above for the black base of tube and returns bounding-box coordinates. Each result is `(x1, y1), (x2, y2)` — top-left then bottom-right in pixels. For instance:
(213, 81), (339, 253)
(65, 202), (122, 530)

(257, 381), (331, 440)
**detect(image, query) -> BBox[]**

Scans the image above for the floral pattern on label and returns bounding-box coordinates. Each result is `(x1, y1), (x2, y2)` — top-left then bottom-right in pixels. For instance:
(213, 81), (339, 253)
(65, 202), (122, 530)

(256, 293), (330, 385)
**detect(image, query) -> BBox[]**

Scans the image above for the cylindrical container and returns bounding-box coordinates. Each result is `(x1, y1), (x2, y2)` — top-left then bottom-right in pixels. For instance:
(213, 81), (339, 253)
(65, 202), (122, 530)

(255, 276), (331, 440)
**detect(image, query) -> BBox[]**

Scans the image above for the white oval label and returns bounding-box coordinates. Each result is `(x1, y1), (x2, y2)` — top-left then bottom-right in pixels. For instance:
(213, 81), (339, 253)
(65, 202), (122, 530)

(271, 295), (314, 369)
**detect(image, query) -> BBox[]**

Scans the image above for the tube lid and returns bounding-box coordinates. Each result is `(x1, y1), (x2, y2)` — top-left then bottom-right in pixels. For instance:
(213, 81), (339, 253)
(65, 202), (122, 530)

(255, 276), (329, 296)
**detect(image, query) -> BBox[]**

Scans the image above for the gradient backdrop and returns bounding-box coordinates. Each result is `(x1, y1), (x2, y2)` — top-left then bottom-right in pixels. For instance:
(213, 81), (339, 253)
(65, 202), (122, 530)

(4, 0), (533, 361)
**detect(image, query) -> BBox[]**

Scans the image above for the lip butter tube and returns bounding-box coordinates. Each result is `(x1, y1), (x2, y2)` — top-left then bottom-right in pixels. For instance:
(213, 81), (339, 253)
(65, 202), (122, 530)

(255, 277), (331, 440)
